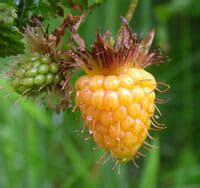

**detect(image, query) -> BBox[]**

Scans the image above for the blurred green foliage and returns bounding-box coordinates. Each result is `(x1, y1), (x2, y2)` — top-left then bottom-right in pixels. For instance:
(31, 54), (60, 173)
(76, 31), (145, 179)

(0, 0), (200, 187)
(0, 3), (24, 57)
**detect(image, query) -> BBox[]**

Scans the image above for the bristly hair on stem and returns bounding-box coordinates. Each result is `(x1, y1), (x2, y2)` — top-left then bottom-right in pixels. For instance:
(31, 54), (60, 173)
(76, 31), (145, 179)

(69, 17), (167, 76)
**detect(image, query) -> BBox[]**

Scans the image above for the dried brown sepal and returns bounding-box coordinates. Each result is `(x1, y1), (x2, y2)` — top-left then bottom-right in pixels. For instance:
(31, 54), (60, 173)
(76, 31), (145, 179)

(23, 14), (83, 56)
(70, 17), (167, 75)
(23, 26), (52, 55)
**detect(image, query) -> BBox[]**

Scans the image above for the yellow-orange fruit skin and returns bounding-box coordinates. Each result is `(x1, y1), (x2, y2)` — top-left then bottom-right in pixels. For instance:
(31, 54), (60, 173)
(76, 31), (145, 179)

(75, 68), (156, 163)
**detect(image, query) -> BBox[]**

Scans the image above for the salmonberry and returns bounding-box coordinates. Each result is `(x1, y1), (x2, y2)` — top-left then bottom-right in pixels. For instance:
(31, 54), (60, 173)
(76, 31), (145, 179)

(72, 17), (168, 163)
(75, 68), (156, 162)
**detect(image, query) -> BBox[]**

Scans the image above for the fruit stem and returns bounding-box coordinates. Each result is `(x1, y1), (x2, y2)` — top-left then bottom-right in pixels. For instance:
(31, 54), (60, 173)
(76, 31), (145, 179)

(115, 0), (138, 44)
(52, 6), (94, 47)
(125, 0), (138, 22)
(53, 14), (83, 45)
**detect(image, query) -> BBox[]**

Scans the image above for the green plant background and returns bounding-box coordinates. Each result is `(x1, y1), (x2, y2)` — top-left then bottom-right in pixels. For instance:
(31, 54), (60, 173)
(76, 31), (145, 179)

(0, 0), (200, 187)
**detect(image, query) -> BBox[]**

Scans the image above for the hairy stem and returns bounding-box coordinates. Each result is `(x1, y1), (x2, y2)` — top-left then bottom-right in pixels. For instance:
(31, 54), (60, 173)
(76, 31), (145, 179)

(115, 0), (139, 41)
(53, 14), (83, 45)
(52, 4), (97, 46)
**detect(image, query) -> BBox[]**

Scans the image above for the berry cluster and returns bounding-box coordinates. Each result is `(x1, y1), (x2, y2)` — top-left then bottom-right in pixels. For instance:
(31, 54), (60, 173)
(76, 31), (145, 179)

(12, 54), (61, 95)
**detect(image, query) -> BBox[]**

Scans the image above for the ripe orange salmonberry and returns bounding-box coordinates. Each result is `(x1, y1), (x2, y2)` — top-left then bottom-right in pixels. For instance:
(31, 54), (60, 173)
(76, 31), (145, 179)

(75, 68), (156, 162)
(72, 17), (167, 163)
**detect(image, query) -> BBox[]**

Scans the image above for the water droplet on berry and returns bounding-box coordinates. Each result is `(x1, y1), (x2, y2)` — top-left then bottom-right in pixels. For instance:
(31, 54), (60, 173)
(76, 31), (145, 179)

(86, 115), (93, 122)
(89, 130), (93, 135)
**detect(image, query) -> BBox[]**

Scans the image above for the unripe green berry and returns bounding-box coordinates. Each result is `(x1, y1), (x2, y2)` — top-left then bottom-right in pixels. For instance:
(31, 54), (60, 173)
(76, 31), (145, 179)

(16, 86), (27, 94)
(38, 64), (49, 74)
(26, 68), (38, 77)
(54, 74), (61, 84)
(50, 63), (59, 73)
(34, 75), (46, 85)
(30, 56), (39, 62)
(22, 78), (34, 87)
(23, 63), (33, 71)
(109, 36), (115, 47)
(11, 54), (62, 96)
(33, 60), (41, 68)
(46, 73), (54, 84)
(40, 56), (50, 64)
(16, 69), (25, 78)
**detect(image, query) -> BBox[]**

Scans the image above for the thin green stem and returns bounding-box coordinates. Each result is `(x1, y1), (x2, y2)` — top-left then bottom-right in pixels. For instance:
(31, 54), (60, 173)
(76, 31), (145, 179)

(125, 0), (139, 22)
(115, 0), (138, 40)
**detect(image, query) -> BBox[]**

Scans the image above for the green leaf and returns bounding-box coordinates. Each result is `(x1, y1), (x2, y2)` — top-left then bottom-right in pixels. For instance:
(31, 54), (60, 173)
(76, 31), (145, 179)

(156, 0), (200, 23)
(14, 0), (106, 28)
(0, 3), (24, 57)
(16, 0), (40, 27)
